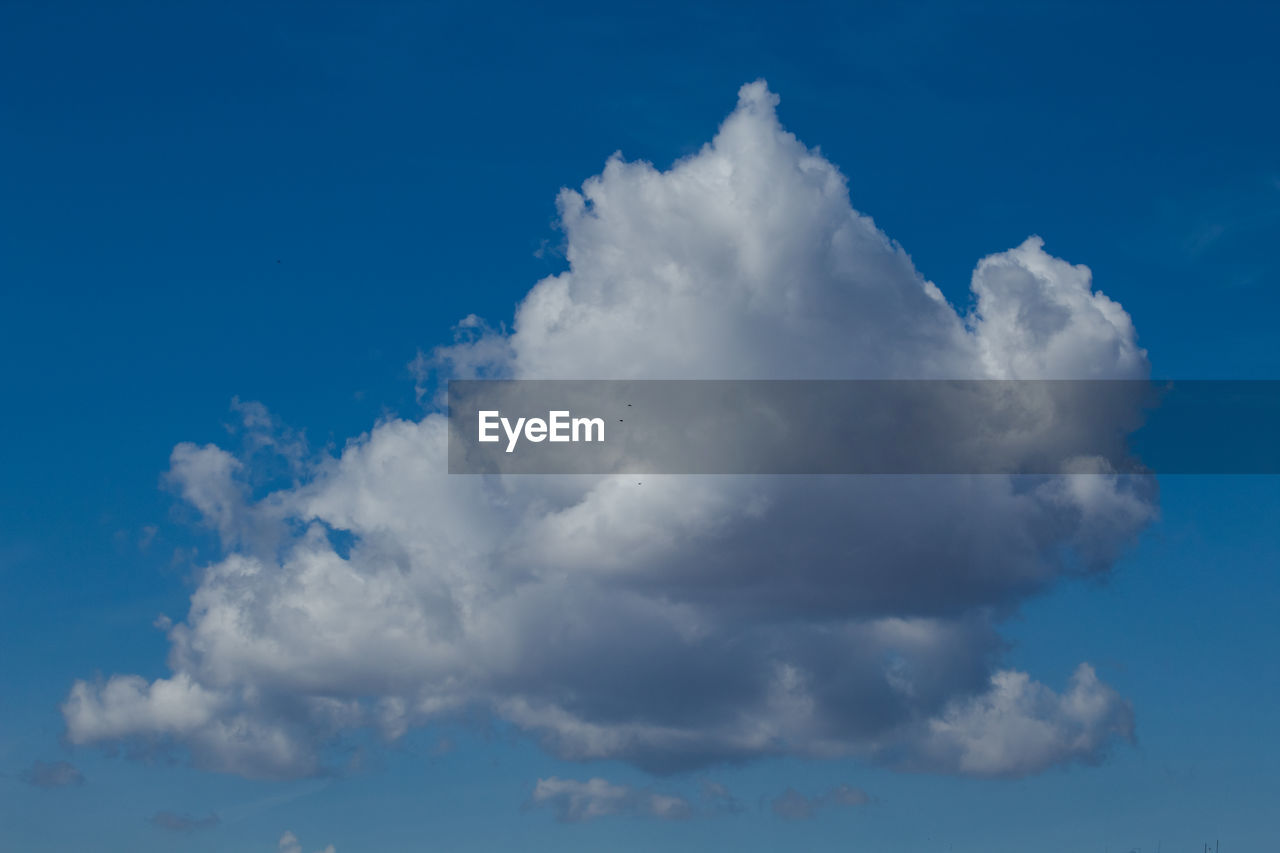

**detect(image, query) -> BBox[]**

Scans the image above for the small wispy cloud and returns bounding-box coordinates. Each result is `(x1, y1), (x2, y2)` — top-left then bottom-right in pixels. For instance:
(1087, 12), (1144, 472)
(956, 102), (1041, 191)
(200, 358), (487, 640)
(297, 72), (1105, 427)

(527, 777), (693, 823)
(700, 779), (743, 814)
(150, 811), (220, 832)
(770, 784), (872, 820)
(279, 830), (336, 853)
(20, 760), (85, 789)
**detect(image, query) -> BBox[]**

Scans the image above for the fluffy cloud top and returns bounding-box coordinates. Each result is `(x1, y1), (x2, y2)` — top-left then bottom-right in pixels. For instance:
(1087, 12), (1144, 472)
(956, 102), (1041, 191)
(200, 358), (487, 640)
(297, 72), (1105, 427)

(63, 81), (1150, 780)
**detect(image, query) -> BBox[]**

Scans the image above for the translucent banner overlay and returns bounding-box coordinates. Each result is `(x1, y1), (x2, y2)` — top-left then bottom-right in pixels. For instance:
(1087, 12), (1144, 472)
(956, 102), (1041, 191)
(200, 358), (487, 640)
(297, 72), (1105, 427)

(447, 380), (1280, 475)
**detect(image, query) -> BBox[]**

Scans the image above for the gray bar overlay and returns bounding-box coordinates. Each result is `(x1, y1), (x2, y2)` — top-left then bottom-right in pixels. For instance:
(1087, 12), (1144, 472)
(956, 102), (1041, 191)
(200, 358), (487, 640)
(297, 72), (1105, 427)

(447, 380), (1280, 475)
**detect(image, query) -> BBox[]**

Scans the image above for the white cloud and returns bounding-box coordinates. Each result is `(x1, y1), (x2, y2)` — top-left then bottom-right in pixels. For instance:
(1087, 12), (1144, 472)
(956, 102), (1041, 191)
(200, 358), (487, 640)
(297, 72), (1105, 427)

(528, 777), (692, 822)
(913, 663), (1135, 777)
(64, 81), (1149, 780)
(969, 237), (1146, 380)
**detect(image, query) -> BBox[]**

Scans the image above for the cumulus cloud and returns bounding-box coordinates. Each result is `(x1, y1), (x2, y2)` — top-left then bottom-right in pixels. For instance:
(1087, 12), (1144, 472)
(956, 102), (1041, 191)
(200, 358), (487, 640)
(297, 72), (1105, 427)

(771, 783), (871, 820)
(912, 663), (1135, 776)
(20, 760), (85, 788)
(150, 811), (220, 832)
(63, 81), (1149, 780)
(528, 777), (693, 822)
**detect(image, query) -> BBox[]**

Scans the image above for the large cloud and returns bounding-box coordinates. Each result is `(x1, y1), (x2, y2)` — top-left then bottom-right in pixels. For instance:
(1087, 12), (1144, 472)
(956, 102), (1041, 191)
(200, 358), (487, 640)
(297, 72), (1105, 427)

(63, 81), (1152, 780)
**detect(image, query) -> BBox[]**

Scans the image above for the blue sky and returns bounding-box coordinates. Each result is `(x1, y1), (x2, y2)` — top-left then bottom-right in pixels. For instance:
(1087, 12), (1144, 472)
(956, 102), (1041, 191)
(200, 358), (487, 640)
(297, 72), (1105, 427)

(1, 2), (1278, 851)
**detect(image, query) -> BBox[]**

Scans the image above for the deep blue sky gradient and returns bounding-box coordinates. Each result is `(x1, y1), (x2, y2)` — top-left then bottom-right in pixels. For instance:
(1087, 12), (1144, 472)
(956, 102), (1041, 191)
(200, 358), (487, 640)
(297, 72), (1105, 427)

(1, 2), (1278, 850)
